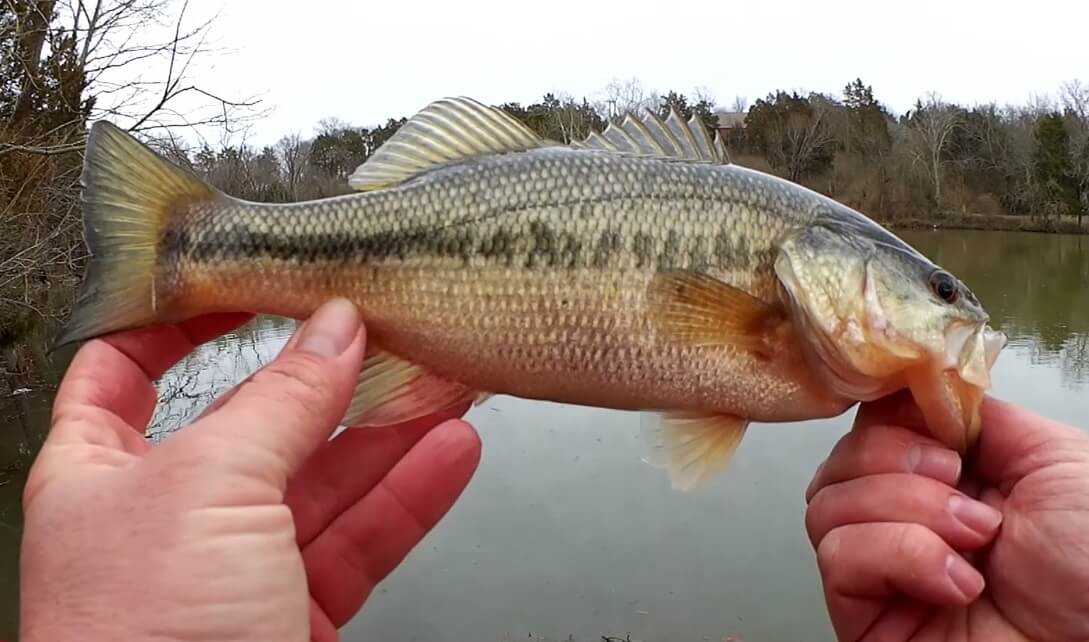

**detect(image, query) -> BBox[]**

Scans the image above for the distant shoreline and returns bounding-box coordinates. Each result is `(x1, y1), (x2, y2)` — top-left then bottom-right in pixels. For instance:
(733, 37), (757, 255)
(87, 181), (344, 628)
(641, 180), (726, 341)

(886, 213), (1089, 236)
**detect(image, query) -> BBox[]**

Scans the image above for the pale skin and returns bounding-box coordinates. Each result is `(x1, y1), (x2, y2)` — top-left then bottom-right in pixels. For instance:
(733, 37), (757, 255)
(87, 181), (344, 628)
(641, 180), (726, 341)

(806, 390), (1089, 641)
(18, 298), (1089, 641)
(19, 299), (481, 642)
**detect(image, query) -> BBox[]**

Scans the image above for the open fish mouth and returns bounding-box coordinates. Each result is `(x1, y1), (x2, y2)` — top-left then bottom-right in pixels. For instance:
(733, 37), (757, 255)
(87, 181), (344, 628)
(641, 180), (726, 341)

(948, 322), (1007, 390)
(982, 325), (1008, 368)
(908, 323), (1007, 453)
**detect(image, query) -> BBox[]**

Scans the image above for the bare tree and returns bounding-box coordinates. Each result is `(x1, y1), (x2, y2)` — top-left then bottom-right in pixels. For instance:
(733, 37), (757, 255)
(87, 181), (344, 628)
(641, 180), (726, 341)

(1060, 80), (1089, 211)
(1061, 80), (1089, 122)
(545, 93), (602, 143)
(7, 0), (58, 123)
(752, 92), (838, 182)
(0, 0), (263, 158)
(905, 92), (962, 207)
(1025, 92), (1057, 117)
(0, 0), (262, 360)
(692, 85), (716, 106)
(600, 77), (656, 118)
(56, 0), (263, 139)
(275, 133), (310, 200)
(731, 95), (749, 113)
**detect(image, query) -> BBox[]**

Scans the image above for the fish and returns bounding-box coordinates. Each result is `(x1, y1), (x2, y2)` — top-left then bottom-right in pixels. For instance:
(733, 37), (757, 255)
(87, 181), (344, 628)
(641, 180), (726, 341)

(55, 97), (1007, 491)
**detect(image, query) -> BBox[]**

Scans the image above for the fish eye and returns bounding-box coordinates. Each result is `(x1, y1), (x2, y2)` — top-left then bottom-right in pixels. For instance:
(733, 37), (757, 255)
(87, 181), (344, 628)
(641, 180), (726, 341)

(929, 270), (959, 304)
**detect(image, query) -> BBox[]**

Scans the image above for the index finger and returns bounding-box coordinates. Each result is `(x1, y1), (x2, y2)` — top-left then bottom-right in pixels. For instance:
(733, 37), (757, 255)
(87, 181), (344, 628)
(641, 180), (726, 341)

(302, 418), (481, 626)
(52, 313), (253, 435)
(806, 422), (961, 503)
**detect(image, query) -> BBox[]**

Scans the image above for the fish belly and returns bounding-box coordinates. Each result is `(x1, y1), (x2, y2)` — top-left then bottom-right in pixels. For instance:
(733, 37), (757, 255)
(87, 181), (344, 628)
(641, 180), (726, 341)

(346, 264), (850, 423)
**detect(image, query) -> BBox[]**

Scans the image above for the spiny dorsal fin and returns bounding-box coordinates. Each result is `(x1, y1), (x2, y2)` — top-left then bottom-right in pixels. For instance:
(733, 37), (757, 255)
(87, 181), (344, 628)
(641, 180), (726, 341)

(348, 97), (551, 191)
(570, 107), (730, 164)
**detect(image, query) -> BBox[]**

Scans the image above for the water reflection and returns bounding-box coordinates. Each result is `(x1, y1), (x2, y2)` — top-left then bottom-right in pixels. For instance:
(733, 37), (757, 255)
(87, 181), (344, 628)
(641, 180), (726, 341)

(0, 229), (1086, 641)
(147, 316), (296, 441)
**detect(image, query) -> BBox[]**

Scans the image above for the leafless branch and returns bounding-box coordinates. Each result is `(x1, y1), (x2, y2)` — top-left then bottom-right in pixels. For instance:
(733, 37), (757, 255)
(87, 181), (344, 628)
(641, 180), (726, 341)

(905, 92), (962, 206)
(0, 140), (85, 158)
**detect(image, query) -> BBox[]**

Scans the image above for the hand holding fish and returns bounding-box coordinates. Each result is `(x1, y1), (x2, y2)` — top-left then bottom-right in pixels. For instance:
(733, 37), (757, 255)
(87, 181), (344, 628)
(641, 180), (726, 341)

(805, 391), (1089, 641)
(18, 299), (480, 642)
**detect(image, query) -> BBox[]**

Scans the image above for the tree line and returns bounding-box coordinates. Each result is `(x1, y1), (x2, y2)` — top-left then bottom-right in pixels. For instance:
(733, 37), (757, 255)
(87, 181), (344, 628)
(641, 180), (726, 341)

(153, 78), (1089, 228)
(173, 78), (1089, 233)
(1, 1), (1088, 366)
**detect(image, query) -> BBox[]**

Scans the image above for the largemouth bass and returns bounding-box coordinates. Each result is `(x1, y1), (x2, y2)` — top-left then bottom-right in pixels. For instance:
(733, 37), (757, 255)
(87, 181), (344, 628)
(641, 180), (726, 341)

(56, 97), (1006, 490)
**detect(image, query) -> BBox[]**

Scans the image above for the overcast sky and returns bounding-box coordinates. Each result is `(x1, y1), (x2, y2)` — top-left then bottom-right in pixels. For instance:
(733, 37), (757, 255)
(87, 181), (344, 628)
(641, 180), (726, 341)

(171, 0), (1087, 146)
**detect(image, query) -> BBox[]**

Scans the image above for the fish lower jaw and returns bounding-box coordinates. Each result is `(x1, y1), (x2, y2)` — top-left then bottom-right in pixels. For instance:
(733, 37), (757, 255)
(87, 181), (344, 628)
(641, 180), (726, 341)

(826, 372), (901, 403)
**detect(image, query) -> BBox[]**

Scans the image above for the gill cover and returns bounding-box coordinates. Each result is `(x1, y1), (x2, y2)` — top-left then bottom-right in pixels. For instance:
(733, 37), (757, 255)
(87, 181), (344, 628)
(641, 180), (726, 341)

(773, 224), (922, 401)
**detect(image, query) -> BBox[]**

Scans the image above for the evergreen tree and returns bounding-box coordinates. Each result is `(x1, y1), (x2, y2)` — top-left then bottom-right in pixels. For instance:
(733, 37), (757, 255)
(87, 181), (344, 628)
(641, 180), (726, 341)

(1034, 113), (1082, 216)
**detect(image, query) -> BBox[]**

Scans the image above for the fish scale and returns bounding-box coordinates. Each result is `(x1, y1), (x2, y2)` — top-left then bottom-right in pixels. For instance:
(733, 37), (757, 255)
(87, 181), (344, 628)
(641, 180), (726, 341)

(176, 150), (818, 413)
(57, 96), (1005, 492)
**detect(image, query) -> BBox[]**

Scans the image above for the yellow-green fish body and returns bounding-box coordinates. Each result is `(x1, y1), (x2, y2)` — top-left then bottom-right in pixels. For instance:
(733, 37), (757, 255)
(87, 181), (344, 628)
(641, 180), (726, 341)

(58, 98), (1006, 490)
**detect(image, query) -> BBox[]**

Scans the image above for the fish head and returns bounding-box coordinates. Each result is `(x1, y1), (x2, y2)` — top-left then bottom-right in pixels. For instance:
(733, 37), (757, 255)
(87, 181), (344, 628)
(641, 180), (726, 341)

(774, 216), (1006, 452)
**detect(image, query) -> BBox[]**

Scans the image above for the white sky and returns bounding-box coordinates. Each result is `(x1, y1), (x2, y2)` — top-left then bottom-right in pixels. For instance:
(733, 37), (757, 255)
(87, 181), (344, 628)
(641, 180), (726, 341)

(168, 0), (1087, 147)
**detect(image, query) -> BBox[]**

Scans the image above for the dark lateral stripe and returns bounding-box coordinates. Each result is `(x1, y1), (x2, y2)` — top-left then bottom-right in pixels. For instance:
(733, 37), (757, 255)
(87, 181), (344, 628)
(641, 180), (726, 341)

(168, 222), (608, 269)
(164, 219), (758, 273)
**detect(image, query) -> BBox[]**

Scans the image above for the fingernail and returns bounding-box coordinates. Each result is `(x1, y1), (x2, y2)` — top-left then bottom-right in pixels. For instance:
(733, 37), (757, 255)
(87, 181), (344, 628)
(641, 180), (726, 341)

(297, 298), (361, 358)
(908, 445), (961, 484)
(945, 553), (985, 600)
(948, 494), (1003, 535)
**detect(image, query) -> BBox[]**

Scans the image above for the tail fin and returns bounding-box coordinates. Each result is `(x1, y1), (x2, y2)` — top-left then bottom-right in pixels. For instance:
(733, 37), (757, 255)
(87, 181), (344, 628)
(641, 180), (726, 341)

(53, 121), (219, 349)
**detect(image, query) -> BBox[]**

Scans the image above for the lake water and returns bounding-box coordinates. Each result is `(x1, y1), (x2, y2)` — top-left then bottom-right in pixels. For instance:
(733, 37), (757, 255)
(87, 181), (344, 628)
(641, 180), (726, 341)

(1, 229), (1087, 641)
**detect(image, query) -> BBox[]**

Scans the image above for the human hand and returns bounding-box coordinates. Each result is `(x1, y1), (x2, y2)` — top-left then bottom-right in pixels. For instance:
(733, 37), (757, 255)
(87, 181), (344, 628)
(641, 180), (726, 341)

(20, 299), (481, 642)
(805, 390), (1089, 641)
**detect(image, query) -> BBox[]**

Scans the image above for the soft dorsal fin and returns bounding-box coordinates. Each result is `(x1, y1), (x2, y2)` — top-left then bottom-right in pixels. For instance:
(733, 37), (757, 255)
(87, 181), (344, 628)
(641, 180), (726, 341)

(348, 97), (550, 191)
(570, 107), (730, 164)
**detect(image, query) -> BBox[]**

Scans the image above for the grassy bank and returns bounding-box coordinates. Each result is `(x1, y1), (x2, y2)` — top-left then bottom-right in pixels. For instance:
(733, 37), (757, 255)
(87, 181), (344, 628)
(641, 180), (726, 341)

(889, 212), (1089, 235)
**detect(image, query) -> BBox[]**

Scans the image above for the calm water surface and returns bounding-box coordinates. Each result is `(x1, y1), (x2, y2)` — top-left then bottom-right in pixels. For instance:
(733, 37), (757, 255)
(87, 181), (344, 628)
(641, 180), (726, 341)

(1, 230), (1087, 641)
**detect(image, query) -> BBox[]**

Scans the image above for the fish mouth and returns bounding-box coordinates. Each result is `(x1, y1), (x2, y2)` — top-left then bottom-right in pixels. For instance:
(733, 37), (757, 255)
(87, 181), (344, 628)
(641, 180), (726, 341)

(908, 323), (1007, 452)
(946, 322), (1007, 389)
(982, 325), (1008, 367)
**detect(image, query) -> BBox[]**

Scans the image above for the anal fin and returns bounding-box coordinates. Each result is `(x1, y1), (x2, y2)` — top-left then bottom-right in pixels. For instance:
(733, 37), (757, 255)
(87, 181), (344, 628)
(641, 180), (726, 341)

(641, 411), (750, 492)
(342, 348), (481, 428)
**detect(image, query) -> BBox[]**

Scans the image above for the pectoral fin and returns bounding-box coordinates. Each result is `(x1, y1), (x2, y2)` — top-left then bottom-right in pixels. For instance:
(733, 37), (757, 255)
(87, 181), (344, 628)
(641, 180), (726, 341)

(647, 270), (785, 357)
(641, 411), (750, 492)
(342, 348), (481, 428)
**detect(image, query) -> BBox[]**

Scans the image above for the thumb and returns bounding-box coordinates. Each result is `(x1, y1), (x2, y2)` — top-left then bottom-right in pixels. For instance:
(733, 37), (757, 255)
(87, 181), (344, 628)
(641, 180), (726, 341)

(973, 396), (1089, 490)
(194, 298), (367, 486)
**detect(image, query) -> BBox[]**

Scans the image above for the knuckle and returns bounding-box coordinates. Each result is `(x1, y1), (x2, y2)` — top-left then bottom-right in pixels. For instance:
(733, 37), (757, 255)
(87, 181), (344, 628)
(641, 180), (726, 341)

(804, 487), (832, 542)
(853, 444), (879, 475)
(892, 523), (934, 564)
(815, 526), (845, 573)
(247, 353), (337, 417)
